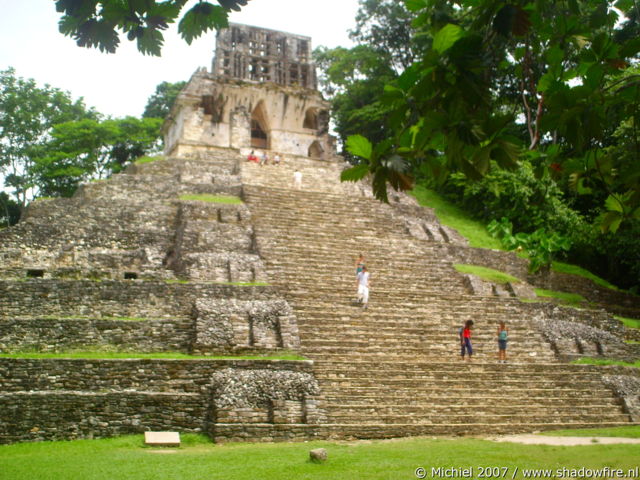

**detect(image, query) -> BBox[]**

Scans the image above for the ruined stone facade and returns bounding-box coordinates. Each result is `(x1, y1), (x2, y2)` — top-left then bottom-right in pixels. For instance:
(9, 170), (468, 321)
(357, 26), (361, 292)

(212, 23), (316, 90)
(163, 24), (334, 160)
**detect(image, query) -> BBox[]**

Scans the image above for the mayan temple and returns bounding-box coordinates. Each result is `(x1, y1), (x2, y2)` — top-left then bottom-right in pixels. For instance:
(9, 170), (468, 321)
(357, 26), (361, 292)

(0, 23), (639, 444)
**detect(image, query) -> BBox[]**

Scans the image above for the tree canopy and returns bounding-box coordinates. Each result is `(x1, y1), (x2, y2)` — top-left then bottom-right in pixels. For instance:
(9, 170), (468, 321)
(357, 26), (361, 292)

(143, 80), (187, 118)
(314, 0), (640, 289)
(34, 116), (162, 198)
(341, 0), (640, 232)
(0, 68), (162, 215)
(54, 0), (250, 56)
(0, 68), (94, 209)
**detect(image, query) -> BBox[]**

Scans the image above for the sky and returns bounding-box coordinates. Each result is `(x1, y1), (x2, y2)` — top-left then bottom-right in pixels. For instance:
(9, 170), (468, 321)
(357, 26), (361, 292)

(0, 0), (359, 118)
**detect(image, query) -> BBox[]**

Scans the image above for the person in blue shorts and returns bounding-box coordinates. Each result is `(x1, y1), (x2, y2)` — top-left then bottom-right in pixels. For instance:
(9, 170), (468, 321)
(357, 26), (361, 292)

(497, 321), (508, 363)
(460, 320), (474, 361)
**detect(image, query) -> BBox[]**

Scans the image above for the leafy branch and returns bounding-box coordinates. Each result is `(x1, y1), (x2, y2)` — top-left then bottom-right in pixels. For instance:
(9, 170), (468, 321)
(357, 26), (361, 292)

(55, 0), (250, 55)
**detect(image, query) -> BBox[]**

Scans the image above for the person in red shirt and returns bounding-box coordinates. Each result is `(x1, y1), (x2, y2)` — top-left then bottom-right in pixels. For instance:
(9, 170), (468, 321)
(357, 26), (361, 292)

(460, 320), (474, 361)
(247, 150), (258, 163)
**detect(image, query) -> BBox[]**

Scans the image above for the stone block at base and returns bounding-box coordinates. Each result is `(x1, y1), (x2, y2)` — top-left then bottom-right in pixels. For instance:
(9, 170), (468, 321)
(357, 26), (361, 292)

(144, 431), (181, 447)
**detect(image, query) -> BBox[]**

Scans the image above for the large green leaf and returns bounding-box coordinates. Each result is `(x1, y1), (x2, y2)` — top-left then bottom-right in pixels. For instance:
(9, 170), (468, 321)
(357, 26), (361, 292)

(604, 194), (623, 213)
(137, 27), (164, 56)
(178, 2), (227, 44)
(218, 0), (249, 12)
(404, 0), (427, 12)
(340, 163), (370, 183)
(600, 211), (623, 233)
(433, 24), (464, 54)
(75, 19), (120, 53)
(345, 134), (373, 160)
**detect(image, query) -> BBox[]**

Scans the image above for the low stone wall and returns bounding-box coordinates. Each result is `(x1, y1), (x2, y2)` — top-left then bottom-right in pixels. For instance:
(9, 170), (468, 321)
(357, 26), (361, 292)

(0, 359), (321, 444)
(0, 317), (193, 353)
(520, 301), (624, 335)
(0, 391), (206, 444)
(602, 367), (640, 422)
(193, 298), (299, 354)
(0, 281), (301, 355)
(0, 280), (275, 319)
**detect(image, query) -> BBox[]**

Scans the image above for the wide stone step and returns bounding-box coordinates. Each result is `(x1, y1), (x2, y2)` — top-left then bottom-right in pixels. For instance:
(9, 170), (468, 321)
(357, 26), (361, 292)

(322, 412), (631, 425)
(311, 361), (602, 376)
(319, 393), (620, 406)
(320, 398), (628, 414)
(298, 337), (550, 352)
(294, 309), (539, 323)
(212, 420), (635, 441)
(301, 352), (554, 364)
(297, 326), (541, 340)
(319, 376), (608, 389)
(314, 368), (604, 381)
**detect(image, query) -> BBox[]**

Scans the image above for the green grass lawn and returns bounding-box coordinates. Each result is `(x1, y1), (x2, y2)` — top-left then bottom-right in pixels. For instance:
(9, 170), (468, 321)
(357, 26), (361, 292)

(454, 264), (522, 284)
(410, 185), (503, 249)
(0, 351), (306, 361)
(179, 193), (243, 204)
(1, 434), (638, 480)
(551, 262), (621, 292)
(165, 279), (269, 286)
(534, 288), (587, 307)
(572, 357), (640, 368)
(616, 315), (640, 330)
(411, 185), (627, 294)
(134, 155), (164, 165)
(540, 426), (640, 438)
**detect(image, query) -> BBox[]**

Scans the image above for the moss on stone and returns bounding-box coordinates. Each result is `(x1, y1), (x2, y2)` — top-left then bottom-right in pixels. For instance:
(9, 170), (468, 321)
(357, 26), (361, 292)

(165, 279), (269, 286)
(0, 351), (307, 361)
(134, 155), (165, 165)
(454, 264), (521, 284)
(615, 315), (640, 330)
(535, 288), (587, 307)
(179, 194), (243, 204)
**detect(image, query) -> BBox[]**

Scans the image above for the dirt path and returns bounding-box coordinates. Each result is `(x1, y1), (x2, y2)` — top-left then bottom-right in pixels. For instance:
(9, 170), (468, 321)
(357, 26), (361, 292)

(488, 434), (640, 446)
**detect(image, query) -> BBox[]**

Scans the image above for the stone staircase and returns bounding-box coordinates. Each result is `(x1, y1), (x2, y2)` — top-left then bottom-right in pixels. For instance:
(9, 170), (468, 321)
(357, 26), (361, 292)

(0, 147), (636, 444)
(237, 156), (635, 438)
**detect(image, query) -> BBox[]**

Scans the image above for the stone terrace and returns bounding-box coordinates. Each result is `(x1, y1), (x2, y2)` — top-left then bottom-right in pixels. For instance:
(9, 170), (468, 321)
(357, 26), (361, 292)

(234, 151), (639, 439)
(0, 149), (322, 443)
(0, 146), (638, 444)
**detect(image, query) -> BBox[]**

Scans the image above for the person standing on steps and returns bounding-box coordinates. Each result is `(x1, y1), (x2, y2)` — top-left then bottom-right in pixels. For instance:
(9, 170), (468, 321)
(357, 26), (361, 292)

(355, 253), (366, 277)
(460, 320), (474, 361)
(293, 169), (303, 189)
(356, 266), (371, 310)
(497, 321), (508, 363)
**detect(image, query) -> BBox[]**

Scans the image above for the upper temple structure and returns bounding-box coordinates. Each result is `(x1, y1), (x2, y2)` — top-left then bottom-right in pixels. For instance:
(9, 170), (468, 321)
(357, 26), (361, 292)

(163, 23), (335, 160)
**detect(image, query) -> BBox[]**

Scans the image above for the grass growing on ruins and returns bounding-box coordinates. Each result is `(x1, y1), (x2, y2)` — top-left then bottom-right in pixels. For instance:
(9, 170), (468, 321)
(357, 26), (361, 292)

(616, 315), (640, 329)
(572, 357), (640, 368)
(454, 264), (522, 284)
(1, 434), (638, 480)
(411, 186), (626, 294)
(534, 288), (587, 307)
(179, 193), (243, 204)
(551, 262), (621, 292)
(411, 185), (503, 249)
(540, 426), (640, 438)
(135, 155), (164, 165)
(165, 279), (270, 286)
(0, 351), (307, 361)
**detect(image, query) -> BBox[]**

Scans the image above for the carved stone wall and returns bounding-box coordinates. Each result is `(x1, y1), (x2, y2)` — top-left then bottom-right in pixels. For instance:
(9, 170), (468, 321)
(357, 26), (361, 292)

(0, 359), (318, 444)
(212, 23), (316, 90)
(164, 71), (334, 160)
